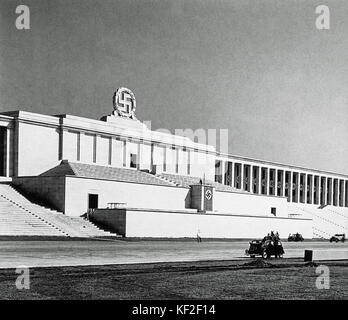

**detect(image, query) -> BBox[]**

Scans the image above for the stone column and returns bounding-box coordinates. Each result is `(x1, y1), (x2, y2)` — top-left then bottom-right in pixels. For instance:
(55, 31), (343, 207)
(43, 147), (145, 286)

(221, 161), (225, 185)
(296, 172), (301, 203)
(234, 163), (238, 188)
(249, 165), (253, 193)
(246, 164), (251, 192)
(303, 173), (307, 204)
(298, 173), (302, 203)
(317, 176), (321, 205)
(281, 170), (286, 197)
(289, 171), (293, 202)
(175, 147), (179, 174)
(5, 127), (10, 177)
(230, 162), (234, 187)
(310, 175), (315, 205)
(123, 140), (127, 167)
(58, 127), (64, 161)
(241, 163), (244, 190)
(294, 172), (299, 203)
(77, 132), (81, 162)
(322, 177), (327, 206)
(335, 179), (339, 206)
(337, 180), (341, 206)
(137, 142), (142, 170)
(340, 179), (344, 207)
(344, 181), (346, 207)
(150, 143), (154, 172)
(93, 135), (97, 164)
(328, 177), (333, 205)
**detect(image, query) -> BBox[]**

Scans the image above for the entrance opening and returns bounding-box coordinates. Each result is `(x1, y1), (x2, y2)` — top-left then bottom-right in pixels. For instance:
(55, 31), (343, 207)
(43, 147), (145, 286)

(130, 153), (137, 168)
(88, 194), (99, 209)
(214, 160), (222, 183)
(271, 207), (277, 216)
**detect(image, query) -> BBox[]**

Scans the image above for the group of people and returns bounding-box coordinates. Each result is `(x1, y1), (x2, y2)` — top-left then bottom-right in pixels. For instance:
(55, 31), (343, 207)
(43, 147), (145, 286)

(263, 231), (280, 242)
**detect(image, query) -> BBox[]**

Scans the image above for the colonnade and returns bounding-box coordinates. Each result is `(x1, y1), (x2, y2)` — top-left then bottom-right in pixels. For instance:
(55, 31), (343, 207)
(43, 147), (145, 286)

(215, 160), (348, 207)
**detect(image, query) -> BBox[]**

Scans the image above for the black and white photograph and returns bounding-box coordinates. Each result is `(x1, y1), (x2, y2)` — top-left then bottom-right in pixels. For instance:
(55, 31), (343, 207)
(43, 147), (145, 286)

(0, 0), (347, 309)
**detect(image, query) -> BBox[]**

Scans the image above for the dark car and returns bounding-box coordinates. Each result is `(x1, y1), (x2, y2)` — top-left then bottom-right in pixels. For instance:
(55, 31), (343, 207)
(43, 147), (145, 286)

(329, 234), (345, 243)
(288, 233), (304, 242)
(245, 239), (284, 259)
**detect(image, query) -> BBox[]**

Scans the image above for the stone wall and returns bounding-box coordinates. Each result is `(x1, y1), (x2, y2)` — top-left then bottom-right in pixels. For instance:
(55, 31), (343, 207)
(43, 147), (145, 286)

(90, 208), (127, 235)
(65, 176), (191, 216)
(90, 208), (313, 239)
(13, 176), (66, 212)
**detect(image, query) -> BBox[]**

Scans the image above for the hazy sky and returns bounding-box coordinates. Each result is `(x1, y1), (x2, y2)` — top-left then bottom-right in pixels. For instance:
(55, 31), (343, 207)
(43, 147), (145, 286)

(0, 0), (347, 174)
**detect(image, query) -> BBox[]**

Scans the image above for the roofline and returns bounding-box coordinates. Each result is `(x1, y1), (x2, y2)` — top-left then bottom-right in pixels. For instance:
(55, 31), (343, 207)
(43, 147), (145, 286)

(1, 110), (347, 178)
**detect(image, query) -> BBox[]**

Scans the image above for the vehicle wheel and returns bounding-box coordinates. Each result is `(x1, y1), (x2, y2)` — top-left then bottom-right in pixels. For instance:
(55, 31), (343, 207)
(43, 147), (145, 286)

(262, 251), (268, 259)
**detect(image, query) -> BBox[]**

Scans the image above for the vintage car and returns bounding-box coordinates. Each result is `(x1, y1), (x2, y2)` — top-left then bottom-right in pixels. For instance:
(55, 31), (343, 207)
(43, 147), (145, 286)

(288, 233), (304, 242)
(329, 234), (345, 243)
(245, 239), (284, 259)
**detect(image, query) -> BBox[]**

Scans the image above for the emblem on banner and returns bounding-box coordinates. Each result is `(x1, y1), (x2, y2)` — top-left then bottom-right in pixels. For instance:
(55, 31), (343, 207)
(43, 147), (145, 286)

(205, 189), (212, 200)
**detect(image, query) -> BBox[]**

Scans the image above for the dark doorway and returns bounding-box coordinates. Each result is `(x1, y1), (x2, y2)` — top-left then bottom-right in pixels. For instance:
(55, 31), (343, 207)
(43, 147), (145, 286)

(88, 194), (99, 209)
(130, 153), (137, 168)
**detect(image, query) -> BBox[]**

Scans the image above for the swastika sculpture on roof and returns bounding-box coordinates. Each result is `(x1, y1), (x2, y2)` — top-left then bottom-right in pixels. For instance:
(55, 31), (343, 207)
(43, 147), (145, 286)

(113, 87), (137, 119)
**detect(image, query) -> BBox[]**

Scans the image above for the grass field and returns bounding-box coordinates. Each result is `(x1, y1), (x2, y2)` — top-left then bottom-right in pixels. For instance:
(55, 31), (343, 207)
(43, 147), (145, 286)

(0, 259), (347, 300)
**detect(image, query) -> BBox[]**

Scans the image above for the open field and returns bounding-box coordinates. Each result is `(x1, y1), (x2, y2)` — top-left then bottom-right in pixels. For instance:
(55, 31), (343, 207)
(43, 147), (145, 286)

(0, 259), (347, 299)
(0, 239), (347, 269)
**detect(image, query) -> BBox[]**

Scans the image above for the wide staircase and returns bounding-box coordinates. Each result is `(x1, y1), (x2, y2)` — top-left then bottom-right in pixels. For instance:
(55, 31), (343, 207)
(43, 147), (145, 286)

(288, 203), (348, 239)
(0, 184), (118, 238)
(156, 173), (247, 193)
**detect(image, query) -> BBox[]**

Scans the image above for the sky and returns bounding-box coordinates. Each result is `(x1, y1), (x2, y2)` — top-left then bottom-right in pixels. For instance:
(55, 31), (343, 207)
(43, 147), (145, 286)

(0, 0), (347, 174)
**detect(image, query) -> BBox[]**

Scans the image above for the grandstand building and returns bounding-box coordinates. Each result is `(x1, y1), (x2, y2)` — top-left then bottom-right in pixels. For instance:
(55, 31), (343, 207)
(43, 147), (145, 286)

(0, 88), (347, 239)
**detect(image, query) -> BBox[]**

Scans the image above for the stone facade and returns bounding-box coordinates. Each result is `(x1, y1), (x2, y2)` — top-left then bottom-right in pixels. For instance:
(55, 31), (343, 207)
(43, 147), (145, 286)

(0, 109), (347, 212)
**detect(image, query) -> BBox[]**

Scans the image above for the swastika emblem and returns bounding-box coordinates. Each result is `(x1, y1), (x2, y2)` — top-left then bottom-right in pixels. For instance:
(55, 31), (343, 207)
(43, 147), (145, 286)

(113, 87), (136, 119)
(205, 189), (212, 200)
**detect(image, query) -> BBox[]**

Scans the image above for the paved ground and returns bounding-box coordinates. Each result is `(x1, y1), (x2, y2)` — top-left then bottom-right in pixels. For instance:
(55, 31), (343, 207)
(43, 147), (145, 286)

(0, 239), (347, 268)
